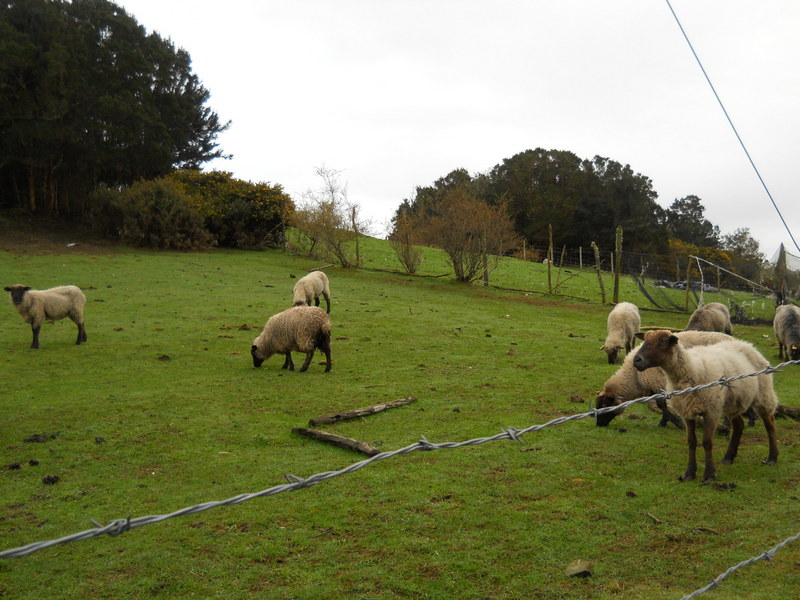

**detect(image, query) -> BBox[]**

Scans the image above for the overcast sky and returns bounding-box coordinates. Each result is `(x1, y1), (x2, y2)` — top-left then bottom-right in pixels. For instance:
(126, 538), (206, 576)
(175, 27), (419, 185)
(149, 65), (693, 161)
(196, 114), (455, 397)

(117, 0), (799, 257)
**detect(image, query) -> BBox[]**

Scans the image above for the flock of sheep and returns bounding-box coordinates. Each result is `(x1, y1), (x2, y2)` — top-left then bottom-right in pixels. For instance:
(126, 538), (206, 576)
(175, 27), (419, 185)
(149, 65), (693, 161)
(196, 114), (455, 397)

(598, 300), (800, 482)
(6, 273), (800, 484)
(4, 271), (335, 373)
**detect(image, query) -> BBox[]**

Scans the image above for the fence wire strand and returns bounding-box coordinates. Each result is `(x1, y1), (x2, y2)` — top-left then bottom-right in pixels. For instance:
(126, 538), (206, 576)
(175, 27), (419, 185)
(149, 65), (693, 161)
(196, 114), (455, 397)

(2, 360), (799, 600)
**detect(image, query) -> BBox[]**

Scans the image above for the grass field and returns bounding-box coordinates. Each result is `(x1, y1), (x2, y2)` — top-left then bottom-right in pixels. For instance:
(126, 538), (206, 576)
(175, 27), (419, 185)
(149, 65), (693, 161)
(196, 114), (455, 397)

(1, 230), (798, 600)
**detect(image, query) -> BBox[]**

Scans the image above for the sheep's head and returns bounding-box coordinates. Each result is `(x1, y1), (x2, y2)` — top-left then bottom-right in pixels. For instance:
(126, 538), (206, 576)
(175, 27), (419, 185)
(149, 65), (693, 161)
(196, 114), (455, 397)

(790, 344), (800, 361)
(595, 392), (624, 426)
(601, 345), (621, 365)
(251, 344), (265, 368)
(4, 284), (31, 305)
(632, 330), (677, 372)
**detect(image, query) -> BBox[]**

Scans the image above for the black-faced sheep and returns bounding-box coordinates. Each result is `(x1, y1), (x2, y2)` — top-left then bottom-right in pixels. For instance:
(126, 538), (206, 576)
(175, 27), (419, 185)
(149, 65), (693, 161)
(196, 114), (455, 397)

(773, 303), (800, 361)
(293, 271), (331, 313)
(251, 305), (332, 372)
(596, 330), (730, 427)
(686, 302), (732, 335)
(632, 330), (778, 482)
(4, 284), (87, 349)
(601, 302), (640, 364)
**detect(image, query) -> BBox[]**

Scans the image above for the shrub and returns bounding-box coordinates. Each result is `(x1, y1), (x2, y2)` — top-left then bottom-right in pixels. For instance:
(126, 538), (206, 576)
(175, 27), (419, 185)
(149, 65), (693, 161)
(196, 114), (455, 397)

(88, 180), (213, 250)
(168, 170), (294, 249)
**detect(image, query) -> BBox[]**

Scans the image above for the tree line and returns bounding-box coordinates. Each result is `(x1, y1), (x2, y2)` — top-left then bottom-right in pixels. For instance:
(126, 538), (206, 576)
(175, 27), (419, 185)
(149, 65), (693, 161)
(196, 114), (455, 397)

(0, 0), (228, 217)
(390, 149), (766, 283)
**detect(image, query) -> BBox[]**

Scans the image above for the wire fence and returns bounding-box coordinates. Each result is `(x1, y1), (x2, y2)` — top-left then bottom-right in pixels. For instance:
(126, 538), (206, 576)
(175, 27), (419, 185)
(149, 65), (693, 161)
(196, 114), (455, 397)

(2, 359), (799, 600)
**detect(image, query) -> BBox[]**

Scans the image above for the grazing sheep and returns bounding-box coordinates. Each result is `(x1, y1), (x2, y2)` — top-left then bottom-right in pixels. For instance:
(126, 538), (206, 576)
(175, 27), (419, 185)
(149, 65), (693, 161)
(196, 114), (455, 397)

(773, 303), (800, 361)
(4, 284), (87, 349)
(632, 330), (778, 482)
(596, 330), (730, 427)
(251, 305), (331, 372)
(292, 271), (331, 313)
(686, 302), (732, 335)
(601, 302), (640, 364)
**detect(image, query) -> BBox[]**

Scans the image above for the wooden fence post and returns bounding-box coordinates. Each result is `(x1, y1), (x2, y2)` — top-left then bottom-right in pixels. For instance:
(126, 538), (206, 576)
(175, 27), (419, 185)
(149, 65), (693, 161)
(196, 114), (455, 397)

(613, 226), (622, 304)
(591, 241), (606, 304)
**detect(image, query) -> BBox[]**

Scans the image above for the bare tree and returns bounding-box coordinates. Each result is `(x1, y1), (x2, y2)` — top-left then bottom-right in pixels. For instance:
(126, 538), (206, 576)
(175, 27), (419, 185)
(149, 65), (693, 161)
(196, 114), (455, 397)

(415, 186), (520, 283)
(294, 167), (369, 268)
(389, 212), (423, 274)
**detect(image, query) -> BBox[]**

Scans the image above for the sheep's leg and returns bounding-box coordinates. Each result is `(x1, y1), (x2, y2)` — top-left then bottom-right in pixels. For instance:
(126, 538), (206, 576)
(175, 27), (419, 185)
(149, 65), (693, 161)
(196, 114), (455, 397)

(30, 324), (41, 349)
(76, 322), (87, 344)
(282, 353), (294, 370)
(722, 415), (745, 464)
(700, 416), (718, 482)
(318, 334), (332, 373)
(761, 413), (779, 465)
(656, 398), (685, 429)
(314, 297), (320, 307)
(299, 350), (315, 372)
(323, 293), (331, 314)
(680, 419), (698, 481)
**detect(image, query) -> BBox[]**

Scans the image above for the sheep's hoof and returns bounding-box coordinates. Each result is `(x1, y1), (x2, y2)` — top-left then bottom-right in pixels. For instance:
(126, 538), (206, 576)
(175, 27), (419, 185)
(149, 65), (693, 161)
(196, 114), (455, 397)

(678, 473), (695, 482)
(722, 458), (735, 465)
(762, 458), (777, 465)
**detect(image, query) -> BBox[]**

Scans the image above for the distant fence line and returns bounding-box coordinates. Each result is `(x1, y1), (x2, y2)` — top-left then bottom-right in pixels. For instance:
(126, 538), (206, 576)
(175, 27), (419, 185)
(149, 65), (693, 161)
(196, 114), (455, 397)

(2, 359), (800, 600)
(520, 244), (772, 294)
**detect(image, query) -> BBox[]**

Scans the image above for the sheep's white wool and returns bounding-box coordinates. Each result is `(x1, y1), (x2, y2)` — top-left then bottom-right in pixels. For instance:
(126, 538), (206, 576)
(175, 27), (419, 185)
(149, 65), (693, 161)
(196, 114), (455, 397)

(601, 302), (640, 365)
(292, 271), (331, 313)
(686, 302), (732, 335)
(4, 284), (86, 349)
(251, 305), (332, 372)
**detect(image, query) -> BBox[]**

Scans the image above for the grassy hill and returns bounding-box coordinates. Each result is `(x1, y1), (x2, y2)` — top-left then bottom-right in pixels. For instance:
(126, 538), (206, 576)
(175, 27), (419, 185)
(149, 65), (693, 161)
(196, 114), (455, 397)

(1, 231), (798, 599)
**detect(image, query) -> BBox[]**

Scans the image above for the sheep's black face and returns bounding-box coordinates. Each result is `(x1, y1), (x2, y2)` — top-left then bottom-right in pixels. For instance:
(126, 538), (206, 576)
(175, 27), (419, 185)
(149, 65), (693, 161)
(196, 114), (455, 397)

(251, 345), (264, 368)
(595, 394), (621, 426)
(5, 285), (30, 305)
(791, 345), (800, 361)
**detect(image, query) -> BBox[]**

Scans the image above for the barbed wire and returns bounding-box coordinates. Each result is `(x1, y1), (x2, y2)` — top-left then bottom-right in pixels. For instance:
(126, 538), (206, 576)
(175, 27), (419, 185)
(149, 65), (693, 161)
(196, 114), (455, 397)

(1, 360), (799, 599)
(679, 529), (800, 600)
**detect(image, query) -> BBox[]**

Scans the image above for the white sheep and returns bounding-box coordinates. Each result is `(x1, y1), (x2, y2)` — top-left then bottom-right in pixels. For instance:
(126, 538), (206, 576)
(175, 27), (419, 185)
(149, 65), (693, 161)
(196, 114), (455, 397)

(686, 301), (732, 335)
(251, 305), (332, 372)
(601, 302), (640, 364)
(773, 303), (800, 361)
(632, 330), (778, 482)
(292, 271), (331, 313)
(595, 330), (730, 427)
(4, 284), (87, 349)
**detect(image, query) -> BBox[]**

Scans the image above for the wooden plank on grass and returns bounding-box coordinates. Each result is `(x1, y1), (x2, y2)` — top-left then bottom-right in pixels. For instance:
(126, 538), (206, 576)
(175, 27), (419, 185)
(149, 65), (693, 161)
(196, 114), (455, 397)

(292, 428), (380, 456)
(309, 397), (417, 426)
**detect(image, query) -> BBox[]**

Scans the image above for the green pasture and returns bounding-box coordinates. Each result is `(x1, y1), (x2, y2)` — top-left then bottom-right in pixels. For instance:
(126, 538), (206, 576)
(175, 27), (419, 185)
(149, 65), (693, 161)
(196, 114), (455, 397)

(0, 235), (798, 600)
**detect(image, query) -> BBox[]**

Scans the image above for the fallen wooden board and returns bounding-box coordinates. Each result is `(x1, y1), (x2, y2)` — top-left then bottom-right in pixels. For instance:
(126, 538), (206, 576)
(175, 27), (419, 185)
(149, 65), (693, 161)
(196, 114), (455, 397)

(292, 428), (380, 456)
(309, 397), (417, 426)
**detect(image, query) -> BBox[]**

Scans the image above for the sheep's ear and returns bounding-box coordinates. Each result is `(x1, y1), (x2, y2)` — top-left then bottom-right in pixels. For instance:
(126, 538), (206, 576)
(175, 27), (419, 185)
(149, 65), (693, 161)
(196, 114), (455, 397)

(634, 332), (645, 340)
(3, 287), (11, 292)
(668, 334), (679, 345)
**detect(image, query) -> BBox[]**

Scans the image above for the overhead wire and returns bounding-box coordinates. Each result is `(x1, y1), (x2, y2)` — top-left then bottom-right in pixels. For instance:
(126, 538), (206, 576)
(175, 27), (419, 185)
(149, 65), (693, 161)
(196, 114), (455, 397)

(664, 0), (800, 254)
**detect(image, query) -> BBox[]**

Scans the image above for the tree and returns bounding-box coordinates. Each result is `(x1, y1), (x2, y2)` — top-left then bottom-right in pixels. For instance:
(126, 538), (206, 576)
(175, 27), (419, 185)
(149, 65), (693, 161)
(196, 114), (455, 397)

(413, 185), (520, 283)
(662, 195), (720, 247)
(294, 167), (369, 268)
(0, 0), (229, 216)
(720, 227), (765, 282)
(389, 211), (423, 274)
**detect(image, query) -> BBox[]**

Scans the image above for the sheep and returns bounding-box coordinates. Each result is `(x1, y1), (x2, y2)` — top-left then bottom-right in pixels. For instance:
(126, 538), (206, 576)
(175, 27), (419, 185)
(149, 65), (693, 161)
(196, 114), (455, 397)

(686, 301), (732, 335)
(596, 330), (730, 427)
(773, 303), (800, 361)
(601, 302), (640, 364)
(251, 305), (332, 372)
(4, 284), (87, 349)
(632, 330), (778, 482)
(292, 271), (331, 313)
